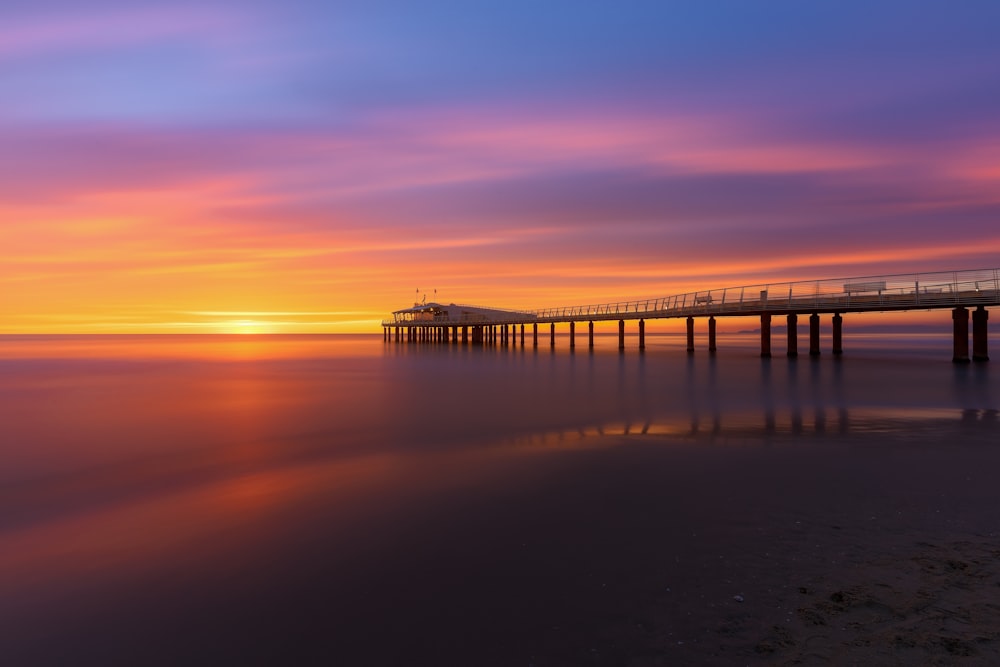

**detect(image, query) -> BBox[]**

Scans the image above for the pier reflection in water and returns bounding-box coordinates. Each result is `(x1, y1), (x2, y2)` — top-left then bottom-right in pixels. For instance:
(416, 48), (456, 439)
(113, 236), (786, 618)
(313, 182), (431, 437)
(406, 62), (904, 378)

(382, 332), (996, 449)
(508, 407), (1000, 448)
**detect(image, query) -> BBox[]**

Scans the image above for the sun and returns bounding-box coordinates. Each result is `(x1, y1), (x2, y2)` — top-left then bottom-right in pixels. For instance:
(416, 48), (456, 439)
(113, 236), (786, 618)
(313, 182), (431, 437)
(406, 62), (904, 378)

(231, 319), (265, 334)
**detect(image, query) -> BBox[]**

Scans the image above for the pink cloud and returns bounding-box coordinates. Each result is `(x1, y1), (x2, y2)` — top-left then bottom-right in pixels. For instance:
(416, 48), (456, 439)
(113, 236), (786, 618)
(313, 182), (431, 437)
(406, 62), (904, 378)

(0, 6), (247, 59)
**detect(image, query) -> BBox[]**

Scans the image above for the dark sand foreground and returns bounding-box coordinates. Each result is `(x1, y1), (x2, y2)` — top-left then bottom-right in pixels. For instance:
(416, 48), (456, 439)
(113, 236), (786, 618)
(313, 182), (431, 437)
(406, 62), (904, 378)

(3, 413), (1000, 666)
(510, 419), (1000, 666)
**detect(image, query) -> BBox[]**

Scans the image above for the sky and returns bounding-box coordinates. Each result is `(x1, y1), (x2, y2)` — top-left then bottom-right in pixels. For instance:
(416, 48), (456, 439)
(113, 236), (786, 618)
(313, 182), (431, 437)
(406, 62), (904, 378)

(2, 0), (999, 333)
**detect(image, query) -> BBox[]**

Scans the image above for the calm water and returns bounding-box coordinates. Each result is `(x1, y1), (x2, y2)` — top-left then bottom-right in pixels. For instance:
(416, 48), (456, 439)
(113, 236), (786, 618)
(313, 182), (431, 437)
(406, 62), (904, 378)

(1, 333), (998, 664)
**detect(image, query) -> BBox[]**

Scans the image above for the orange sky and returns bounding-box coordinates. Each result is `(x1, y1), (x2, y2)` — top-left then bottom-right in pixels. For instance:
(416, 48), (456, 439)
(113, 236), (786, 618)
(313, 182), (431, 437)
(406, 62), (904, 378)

(3, 4), (1000, 334)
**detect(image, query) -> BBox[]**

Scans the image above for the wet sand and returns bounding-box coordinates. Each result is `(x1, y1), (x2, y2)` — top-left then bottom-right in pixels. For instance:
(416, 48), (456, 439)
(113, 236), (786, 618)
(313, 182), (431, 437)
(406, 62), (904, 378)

(5, 421), (1000, 665)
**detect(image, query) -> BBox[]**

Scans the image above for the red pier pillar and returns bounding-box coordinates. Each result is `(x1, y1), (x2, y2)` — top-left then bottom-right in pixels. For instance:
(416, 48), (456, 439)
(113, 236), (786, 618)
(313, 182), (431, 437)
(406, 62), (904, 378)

(708, 316), (717, 353)
(618, 320), (625, 351)
(639, 319), (645, 350)
(569, 321), (576, 349)
(588, 321), (594, 349)
(686, 316), (694, 353)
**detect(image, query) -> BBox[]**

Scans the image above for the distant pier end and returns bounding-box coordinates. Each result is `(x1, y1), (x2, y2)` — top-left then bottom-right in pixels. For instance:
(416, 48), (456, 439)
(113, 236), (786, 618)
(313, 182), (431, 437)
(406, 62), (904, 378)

(381, 268), (1000, 362)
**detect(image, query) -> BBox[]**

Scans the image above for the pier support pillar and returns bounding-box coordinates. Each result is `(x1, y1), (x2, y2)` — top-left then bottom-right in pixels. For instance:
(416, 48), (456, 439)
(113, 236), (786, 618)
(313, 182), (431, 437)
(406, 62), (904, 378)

(639, 319), (645, 350)
(809, 314), (820, 356)
(686, 316), (694, 353)
(760, 314), (772, 358)
(832, 313), (843, 356)
(443, 327), (449, 344)
(521, 324), (525, 347)
(589, 321), (594, 349)
(533, 323), (538, 348)
(452, 326), (458, 344)
(618, 320), (625, 351)
(973, 306), (989, 362)
(787, 313), (798, 358)
(953, 307), (970, 363)
(462, 326), (468, 344)
(550, 323), (556, 348)
(708, 316), (717, 353)
(570, 321), (576, 349)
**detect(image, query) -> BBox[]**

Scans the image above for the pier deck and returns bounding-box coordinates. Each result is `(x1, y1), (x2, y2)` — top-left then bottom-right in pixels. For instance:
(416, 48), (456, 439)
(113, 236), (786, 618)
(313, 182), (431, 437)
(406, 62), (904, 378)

(381, 267), (999, 362)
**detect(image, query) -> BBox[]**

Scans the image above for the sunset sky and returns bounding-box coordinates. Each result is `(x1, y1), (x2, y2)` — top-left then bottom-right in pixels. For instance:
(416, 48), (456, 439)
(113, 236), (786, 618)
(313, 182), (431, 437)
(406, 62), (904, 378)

(3, 1), (999, 333)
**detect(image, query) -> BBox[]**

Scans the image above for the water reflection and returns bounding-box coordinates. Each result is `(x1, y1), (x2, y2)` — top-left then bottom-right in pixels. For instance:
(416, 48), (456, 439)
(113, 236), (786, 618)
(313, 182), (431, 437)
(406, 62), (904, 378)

(501, 407), (1000, 448)
(1, 334), (998, 664)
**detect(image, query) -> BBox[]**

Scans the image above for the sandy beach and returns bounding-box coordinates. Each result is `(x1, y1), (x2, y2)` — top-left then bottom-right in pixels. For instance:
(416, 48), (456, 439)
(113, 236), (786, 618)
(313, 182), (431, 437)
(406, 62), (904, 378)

(6, 418), (1000, 665)
(492, 421), (1000, 666)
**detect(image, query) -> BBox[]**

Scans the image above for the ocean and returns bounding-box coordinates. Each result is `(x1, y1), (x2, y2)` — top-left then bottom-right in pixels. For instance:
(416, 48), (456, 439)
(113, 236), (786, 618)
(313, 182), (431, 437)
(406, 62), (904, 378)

(2, 333), (998, 664)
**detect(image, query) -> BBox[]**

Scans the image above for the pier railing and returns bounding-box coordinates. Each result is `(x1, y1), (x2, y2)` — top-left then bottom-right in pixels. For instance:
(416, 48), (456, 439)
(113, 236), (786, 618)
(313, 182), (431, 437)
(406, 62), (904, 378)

(382, 268), (1000, 326)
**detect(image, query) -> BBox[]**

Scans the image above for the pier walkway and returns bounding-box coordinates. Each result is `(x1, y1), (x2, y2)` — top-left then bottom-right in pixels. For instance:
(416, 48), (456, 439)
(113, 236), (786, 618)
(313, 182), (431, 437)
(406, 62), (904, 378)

(381, 267), (999, 362)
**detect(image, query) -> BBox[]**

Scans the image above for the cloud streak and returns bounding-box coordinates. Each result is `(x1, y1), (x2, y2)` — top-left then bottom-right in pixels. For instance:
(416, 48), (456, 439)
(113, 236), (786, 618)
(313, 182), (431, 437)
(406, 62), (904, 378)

(3, 2), (1000, 332)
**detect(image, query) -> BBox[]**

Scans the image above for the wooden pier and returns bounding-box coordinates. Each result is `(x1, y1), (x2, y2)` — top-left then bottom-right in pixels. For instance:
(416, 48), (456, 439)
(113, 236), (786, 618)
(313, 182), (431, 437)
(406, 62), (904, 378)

(382, 268), (999, 362)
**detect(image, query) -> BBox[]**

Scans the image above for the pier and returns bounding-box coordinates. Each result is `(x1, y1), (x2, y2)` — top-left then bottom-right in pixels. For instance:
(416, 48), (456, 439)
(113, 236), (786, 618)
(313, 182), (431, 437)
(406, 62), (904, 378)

(382, 268), (999, 362)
